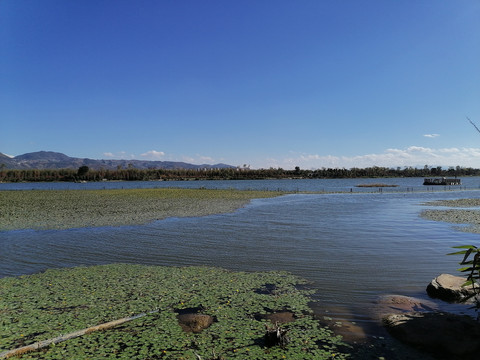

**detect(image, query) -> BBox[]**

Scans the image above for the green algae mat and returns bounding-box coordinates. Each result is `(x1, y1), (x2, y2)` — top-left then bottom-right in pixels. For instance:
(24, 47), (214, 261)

(0, 188), (285, 231)
(0, 264), (349, 359)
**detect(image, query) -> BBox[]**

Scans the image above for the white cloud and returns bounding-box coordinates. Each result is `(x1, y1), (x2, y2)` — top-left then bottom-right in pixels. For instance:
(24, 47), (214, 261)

(102, 151), (135, 159)
(438, 147), (460, 153)
(257, 146), (480, 170)
(181, 154), (216, 164)
(424, 134), (440, 138)
(406, 146), (433, 153)
(198, 155), (215, 163)
(140, 150), (165, 160)
(181, 156), (195, 163)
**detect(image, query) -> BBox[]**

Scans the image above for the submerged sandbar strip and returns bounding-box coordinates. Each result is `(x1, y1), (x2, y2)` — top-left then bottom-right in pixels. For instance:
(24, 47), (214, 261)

(420, 198), (480, 233)
(0, 188), (285, 230)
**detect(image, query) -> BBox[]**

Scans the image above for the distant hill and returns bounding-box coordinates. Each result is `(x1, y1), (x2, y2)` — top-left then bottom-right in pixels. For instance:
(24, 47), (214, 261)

(0, 151), (235, 170)
(0, 153), (16, 169)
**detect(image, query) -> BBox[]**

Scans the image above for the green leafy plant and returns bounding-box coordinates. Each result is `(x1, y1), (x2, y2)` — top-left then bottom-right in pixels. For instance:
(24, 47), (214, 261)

(448, 245), (480, 311)
(0, 264), (350, 359)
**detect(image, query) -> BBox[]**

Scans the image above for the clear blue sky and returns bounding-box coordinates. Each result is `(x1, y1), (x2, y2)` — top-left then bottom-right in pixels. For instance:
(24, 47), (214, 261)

(2, 0), (479, 169)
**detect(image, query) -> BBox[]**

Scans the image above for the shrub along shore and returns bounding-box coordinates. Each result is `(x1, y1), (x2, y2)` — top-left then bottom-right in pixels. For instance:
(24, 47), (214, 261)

(0, 188), (285, 231)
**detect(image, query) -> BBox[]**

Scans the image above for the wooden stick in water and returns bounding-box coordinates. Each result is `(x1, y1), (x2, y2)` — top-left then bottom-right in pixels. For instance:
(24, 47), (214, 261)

(0, 309), (159, 359)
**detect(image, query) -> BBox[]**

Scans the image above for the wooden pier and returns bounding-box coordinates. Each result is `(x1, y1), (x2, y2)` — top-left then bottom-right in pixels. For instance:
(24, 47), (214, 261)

(423, 178), (461, 186)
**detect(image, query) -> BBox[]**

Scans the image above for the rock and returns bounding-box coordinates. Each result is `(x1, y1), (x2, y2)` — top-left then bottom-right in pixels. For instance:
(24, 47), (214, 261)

(426, 274), (477, 302)
(383, 311), (480, 359)
(374, 295), (437, 319)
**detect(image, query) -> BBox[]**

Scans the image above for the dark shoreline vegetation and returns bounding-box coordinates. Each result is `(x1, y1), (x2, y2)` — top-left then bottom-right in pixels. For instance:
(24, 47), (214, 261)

(0, 264), (350, 359)
(0, 188), (285, 231)
(0, 165), (475, 183)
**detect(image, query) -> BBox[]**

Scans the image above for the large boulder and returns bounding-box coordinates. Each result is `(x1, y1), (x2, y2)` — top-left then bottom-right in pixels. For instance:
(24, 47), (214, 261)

(383, 311), (480, 359)
(426, 274), (476, 302)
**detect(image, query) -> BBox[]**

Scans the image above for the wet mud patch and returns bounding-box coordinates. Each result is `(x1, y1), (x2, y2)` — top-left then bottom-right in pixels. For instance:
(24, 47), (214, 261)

(255, 310), (296, 324)
(175, 307), (215, 333)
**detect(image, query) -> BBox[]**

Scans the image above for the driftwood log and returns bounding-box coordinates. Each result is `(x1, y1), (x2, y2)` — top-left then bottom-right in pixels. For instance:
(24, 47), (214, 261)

(0, 309), (159, 359)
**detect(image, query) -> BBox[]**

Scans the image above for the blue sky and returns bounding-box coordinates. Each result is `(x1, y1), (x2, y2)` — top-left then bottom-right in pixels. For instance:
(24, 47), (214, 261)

(2, 1), (480, 169)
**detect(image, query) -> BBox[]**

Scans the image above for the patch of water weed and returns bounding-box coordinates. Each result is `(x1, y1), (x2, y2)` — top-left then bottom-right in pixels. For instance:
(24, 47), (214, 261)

(0, 188), (285, 230)
(0, 264), (349, 359)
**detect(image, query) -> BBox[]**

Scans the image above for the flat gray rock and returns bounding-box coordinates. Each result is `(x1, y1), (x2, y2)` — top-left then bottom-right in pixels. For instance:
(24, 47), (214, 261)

(383, 311), (480, 359)
(374, 295), (437, 319)
(426, 274), (476, 302)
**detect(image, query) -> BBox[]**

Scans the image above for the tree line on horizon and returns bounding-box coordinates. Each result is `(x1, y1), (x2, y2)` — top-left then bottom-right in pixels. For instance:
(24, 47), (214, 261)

(0, 165), (478, 183)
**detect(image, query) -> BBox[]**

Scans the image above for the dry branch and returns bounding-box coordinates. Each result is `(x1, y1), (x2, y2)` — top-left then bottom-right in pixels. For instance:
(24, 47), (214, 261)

(0, 310), (159, 359)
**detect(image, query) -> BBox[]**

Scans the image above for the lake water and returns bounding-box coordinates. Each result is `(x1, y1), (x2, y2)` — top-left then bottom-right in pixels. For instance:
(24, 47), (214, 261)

(1, 176), (477, 192)
(1, 177), (480, 341)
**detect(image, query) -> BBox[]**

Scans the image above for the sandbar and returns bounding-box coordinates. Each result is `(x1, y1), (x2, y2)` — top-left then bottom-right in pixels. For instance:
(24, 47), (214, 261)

(420, 198), (480, 233)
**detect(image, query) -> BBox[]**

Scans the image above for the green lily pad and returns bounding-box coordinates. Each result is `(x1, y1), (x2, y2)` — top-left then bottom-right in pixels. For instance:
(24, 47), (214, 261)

(0, 264), (350, 359)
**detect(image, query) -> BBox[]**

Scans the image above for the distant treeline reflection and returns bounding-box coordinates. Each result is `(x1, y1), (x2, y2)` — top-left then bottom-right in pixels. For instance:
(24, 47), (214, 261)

(0, 165), (475, 182)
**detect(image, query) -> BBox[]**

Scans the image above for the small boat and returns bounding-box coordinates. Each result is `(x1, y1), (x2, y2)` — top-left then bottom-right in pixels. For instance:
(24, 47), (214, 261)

(423, 178), (461, 186)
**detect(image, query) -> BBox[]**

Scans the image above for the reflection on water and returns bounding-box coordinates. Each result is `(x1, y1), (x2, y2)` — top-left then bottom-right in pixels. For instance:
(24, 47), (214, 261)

(1, 181), (480, 342)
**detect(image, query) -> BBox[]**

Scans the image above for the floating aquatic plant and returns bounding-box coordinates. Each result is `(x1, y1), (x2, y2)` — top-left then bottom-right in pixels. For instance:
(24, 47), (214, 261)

(0, 264), (349, 359)
(0, 188), (286, 231)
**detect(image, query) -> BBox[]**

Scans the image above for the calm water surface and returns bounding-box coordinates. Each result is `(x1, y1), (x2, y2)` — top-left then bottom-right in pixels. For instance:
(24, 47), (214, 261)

(2, 176), (479, 192)
(1, 178), (480, 339)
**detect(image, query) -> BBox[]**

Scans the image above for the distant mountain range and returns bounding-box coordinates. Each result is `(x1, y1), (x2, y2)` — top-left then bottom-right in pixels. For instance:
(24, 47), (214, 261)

(0, 151), (235, 170)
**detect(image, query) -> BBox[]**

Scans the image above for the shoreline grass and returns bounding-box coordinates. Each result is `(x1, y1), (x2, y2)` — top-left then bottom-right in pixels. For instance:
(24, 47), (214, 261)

(0, 188), (286, 231)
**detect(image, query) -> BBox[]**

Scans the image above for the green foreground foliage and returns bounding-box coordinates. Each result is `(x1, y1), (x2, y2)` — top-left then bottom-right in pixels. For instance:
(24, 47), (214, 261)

(449, 245), (480, 311)
(0, 264), (349, 359)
